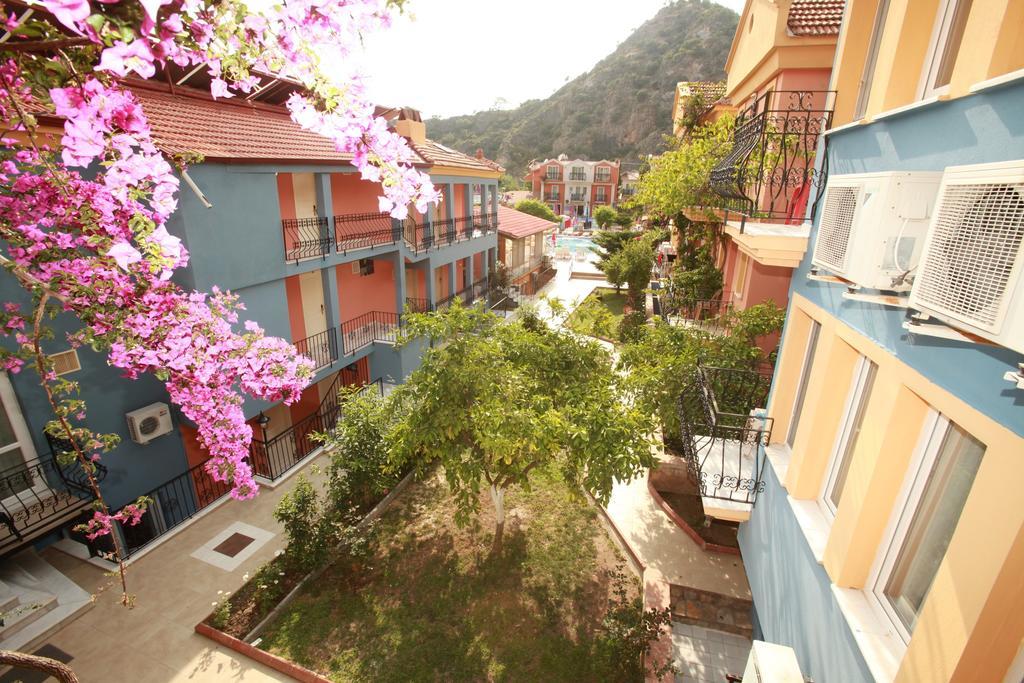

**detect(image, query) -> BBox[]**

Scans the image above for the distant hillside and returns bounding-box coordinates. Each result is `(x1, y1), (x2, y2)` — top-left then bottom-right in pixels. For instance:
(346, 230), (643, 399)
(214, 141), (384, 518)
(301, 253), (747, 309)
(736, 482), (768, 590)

(426, 0), (738, 178)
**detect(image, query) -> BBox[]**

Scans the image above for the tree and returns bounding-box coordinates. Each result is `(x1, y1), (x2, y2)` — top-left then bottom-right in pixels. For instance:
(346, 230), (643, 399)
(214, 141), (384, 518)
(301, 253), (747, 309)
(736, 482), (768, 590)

(593, 205), (618, 229)
(629, 115), (735, 219)
(391, 303), (655, 551)
(514, 198), (558, 222)
(0, 0), (433, 612)
(604, 239), (655, 311)
(592, 229), (641, 269)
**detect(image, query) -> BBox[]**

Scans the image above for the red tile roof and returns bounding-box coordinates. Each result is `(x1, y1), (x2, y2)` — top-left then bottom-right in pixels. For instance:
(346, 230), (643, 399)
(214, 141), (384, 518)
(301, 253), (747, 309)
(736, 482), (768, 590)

(497, 205), (557, 239)
(410, 139), (498, 173)
(787, 0), (845, 36)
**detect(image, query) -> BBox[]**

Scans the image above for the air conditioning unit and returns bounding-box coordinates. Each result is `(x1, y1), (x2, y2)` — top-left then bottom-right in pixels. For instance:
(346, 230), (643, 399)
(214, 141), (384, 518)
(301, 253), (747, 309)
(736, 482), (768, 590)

(126, 402), (173, 445)
(909, 160), (1024, 353)
(811, 172), (942, 291)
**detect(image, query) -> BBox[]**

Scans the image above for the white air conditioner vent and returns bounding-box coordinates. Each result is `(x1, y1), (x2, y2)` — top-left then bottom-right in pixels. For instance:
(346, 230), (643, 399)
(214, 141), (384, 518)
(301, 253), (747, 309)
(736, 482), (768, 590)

(910, 160), (1024, 351)
(811, 172), (942, 291)
(126, 402), (173, 445)
(815, 185), (859, 273)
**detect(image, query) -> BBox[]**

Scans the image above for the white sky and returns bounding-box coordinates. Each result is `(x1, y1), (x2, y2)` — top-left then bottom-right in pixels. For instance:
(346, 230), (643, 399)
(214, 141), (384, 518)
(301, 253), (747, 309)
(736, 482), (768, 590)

(357, 0), (745, 119)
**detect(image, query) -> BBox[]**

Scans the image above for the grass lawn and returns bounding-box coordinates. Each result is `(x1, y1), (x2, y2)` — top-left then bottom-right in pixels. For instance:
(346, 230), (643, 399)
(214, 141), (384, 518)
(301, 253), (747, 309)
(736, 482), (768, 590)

(564, 288), (631, 340)
(259, 467), (639, 682)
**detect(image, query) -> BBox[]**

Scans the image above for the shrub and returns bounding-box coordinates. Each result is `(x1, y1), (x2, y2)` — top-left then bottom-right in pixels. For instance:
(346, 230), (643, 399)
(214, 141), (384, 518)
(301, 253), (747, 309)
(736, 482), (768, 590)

(274, 477), (335, 573)
(594, 205), (618, 228)
(592, 568), (676, 681)
(514, 198), (558, 222)
(618, 311), (648, 344)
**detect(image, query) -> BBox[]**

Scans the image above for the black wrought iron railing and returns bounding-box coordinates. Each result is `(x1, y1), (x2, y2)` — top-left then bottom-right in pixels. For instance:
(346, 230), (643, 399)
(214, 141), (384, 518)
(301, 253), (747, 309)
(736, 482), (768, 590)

(405, 297), (431, 313)
(660, 293), (735, 333)
(434, 277), (489, 312)
(677, 366), (773, 507)
(543, 194), (560, 202)
(294, 328), (338, 371)
(340, 311), (401, 355)
(251, 377), (384, 481)
(0, 452), (106, 557)
(282, 216), (331, 262)
(709, 90), (835, 224)
(334, 211), (398, 253)
(455, 215), (475, 239)
(569, 194), (587, 203)
(595, 173), (612, 183)
(475, 211), (498, 232)
(569, 172), (587, 181)
(545, 174), (562, 182)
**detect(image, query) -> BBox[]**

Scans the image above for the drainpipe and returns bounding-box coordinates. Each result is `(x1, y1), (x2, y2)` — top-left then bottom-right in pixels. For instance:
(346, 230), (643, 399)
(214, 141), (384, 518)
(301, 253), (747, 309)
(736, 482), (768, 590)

(181, 169), (213, 209)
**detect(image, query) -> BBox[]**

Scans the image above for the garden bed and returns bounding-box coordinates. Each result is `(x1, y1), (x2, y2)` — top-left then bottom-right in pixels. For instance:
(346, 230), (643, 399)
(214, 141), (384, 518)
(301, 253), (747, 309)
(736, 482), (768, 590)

(253, 467), (643, 682)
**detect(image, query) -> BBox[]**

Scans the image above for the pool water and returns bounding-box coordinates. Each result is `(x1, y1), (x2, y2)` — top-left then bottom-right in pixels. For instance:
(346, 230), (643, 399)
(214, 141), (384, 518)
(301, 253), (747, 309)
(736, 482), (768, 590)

(555, 236), (596, 251)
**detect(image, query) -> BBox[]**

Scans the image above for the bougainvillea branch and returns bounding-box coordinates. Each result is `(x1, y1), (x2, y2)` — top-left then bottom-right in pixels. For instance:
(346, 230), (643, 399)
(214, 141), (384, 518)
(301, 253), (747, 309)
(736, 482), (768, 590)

(0, 0), (437, 603)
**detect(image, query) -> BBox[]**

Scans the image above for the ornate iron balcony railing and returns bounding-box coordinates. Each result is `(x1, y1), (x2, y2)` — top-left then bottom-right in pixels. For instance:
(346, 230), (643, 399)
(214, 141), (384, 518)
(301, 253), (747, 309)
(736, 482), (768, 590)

(294, 328), (338, 371)
(0, 451), (106, 558)
(709, 90), (836, 223)
(545, 173), (562, 182)
(340, 311), (402, 355)
(676, 366), (774, 507)
(569, 172), (587, 181)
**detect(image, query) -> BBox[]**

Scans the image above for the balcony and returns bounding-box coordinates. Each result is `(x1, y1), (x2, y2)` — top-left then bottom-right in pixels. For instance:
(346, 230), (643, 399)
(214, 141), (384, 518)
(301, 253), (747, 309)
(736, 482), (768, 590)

(569, 172), (587, 181)
(282, 216), (331, 262)
(676, 366), (773, 522)
(334, 211), (398, 254)
(402, 214), (496, 254)
(294, 328), (338, 372)
(594, 173), (611, 183)
(0, 452), (105, 558)
(544, 174), (563, 182)
(434, 277), (489, 312)
(543, 195), (560, 203)
(251, 377), (384, 481)
(709, 90), (835, 224)
(340, 311), (401, 355)
(657, 290), (734, 334)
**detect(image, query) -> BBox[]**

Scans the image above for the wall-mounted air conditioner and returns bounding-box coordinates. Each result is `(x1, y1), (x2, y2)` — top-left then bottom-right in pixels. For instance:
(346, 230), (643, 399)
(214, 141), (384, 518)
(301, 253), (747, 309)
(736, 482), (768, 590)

(811, 172), (942, 291)
(126, 402), (173, 445)
(909, 160), (1024, 353)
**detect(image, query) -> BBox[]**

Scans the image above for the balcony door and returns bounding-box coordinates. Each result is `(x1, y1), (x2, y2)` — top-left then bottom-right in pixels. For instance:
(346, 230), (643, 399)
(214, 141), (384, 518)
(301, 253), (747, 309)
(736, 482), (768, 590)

(0, 373), (44, 505)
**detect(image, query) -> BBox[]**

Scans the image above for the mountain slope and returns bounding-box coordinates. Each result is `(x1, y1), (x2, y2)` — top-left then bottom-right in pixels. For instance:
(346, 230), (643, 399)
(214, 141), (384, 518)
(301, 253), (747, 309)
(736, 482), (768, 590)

(426, 0), (738, 177)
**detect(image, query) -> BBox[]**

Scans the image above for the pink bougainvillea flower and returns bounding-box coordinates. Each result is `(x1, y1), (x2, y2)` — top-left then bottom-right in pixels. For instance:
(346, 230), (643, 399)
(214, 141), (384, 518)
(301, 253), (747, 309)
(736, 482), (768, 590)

(209, 78), (233, 100)
(98, 40), (156, 79)
(38, 0), (90, 33)
(107, 241), (143, 270)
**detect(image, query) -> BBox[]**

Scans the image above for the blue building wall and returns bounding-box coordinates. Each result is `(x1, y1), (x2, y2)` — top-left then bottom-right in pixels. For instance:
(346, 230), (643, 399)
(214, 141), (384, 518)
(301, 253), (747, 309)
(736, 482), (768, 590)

(738, 466), (874, 683)
(739, 80), (1024, 680)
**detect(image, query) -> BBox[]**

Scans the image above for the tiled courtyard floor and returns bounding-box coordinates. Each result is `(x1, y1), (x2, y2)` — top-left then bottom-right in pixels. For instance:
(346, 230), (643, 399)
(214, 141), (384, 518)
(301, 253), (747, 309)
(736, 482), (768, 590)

(15, 455), (334, 682)
(671, 621), (750, 683)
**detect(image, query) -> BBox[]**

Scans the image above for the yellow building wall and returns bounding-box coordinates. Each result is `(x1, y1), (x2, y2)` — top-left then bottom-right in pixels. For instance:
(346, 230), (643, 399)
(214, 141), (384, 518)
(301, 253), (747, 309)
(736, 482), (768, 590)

(831, 0), (1024, 127)
(769, 293), (1024, 682)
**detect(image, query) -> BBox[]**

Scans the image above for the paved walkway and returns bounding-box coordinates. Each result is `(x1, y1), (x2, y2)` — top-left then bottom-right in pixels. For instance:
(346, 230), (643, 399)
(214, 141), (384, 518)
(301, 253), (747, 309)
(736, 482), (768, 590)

(26, 456), (335, 682)
(671, 622), (750, 683)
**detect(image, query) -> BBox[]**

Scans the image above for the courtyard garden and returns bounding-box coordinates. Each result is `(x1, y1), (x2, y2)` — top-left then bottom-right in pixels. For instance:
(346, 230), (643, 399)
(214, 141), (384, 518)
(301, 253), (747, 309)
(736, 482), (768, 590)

(564, 287), (629, 340)
(258, 466), (650, 681)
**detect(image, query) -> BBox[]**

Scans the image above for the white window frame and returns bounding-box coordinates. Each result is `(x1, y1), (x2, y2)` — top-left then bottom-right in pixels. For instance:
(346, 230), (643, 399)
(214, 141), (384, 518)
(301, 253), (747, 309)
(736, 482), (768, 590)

(0, 373), (44, 509)
(545, 165), (560, 180)
(786, 320), (821, 448)
(853, 0), (891, 119)
(867, 410), (975, 644)
(820, 356), (877, 520)
(918, 0), (969, 99)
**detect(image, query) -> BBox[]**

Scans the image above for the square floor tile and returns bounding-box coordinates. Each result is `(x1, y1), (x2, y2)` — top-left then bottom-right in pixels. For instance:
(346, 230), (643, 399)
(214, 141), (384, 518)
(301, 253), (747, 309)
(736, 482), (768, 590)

(190, 521), (275, 571)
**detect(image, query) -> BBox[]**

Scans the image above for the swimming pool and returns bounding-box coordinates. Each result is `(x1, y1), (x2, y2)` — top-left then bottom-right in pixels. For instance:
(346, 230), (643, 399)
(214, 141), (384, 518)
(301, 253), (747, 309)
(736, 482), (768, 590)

(555, 236), (596, 251)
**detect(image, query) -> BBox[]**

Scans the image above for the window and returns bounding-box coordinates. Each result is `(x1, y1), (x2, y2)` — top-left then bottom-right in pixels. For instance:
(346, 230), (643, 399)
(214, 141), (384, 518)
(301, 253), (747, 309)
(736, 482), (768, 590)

(0, 373), (41, 502)
(595, 168), (611, 182)
(853, 0), (891, 119)
(786, 320), (821, 448)
(821, 357), (878, 517)
(596, 188), (606, 202)
(920, 0), (973, 97)
(873, 414), (984, 640)
(545, 166), (561, 180)
(570, 167), (586, 181)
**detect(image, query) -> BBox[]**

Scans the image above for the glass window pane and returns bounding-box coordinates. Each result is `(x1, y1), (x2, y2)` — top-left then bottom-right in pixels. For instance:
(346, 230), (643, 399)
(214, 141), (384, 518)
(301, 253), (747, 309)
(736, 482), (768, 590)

(933, 0), (973, 89)
(786, 321), (821, 448)
(828, 361), (878, 510)
(884, 422), (984, 633)
(854, 0), (891, 119)
(0, 399), (16, 448)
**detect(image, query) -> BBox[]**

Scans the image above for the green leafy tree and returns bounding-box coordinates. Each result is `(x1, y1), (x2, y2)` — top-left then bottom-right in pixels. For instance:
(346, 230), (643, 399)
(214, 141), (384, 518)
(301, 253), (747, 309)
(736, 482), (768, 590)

(593, 205), (618, 229)
(629, 115), (735, 218)
(514, 198), (558, 222)
(604, 239), (655, 311)
(592, 229), (640, 269)
(392, 303), (655, 551)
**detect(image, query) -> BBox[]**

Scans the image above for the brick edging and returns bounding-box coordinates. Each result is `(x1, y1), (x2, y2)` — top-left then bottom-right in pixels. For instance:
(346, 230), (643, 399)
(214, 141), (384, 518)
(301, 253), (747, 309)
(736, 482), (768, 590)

(646, 478), (740, 556)
(194, 622), (331, 683)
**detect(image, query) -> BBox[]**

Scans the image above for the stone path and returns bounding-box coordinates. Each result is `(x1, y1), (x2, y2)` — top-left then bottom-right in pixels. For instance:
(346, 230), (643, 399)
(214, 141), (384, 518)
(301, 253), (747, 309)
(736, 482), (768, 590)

(671, 621), (751, 683)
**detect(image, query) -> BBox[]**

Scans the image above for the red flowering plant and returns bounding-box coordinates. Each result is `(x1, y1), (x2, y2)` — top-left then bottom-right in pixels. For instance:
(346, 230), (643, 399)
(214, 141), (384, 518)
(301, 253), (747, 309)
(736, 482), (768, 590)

(0, 0), (437, 609)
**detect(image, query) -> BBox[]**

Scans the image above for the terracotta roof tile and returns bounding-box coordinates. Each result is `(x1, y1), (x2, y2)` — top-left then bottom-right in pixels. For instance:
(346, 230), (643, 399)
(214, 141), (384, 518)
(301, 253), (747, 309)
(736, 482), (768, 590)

(410, 139), (498, 173)
(496, 205), (557, 239)
(130, 86), (427, 165)
(787, 0), (845, 36)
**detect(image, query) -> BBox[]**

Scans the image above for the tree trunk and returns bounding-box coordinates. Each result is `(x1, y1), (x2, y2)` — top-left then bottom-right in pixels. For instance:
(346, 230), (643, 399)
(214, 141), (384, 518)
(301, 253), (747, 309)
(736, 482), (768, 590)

(489, 485), (506, 553)
(0, 650), (78, 682)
